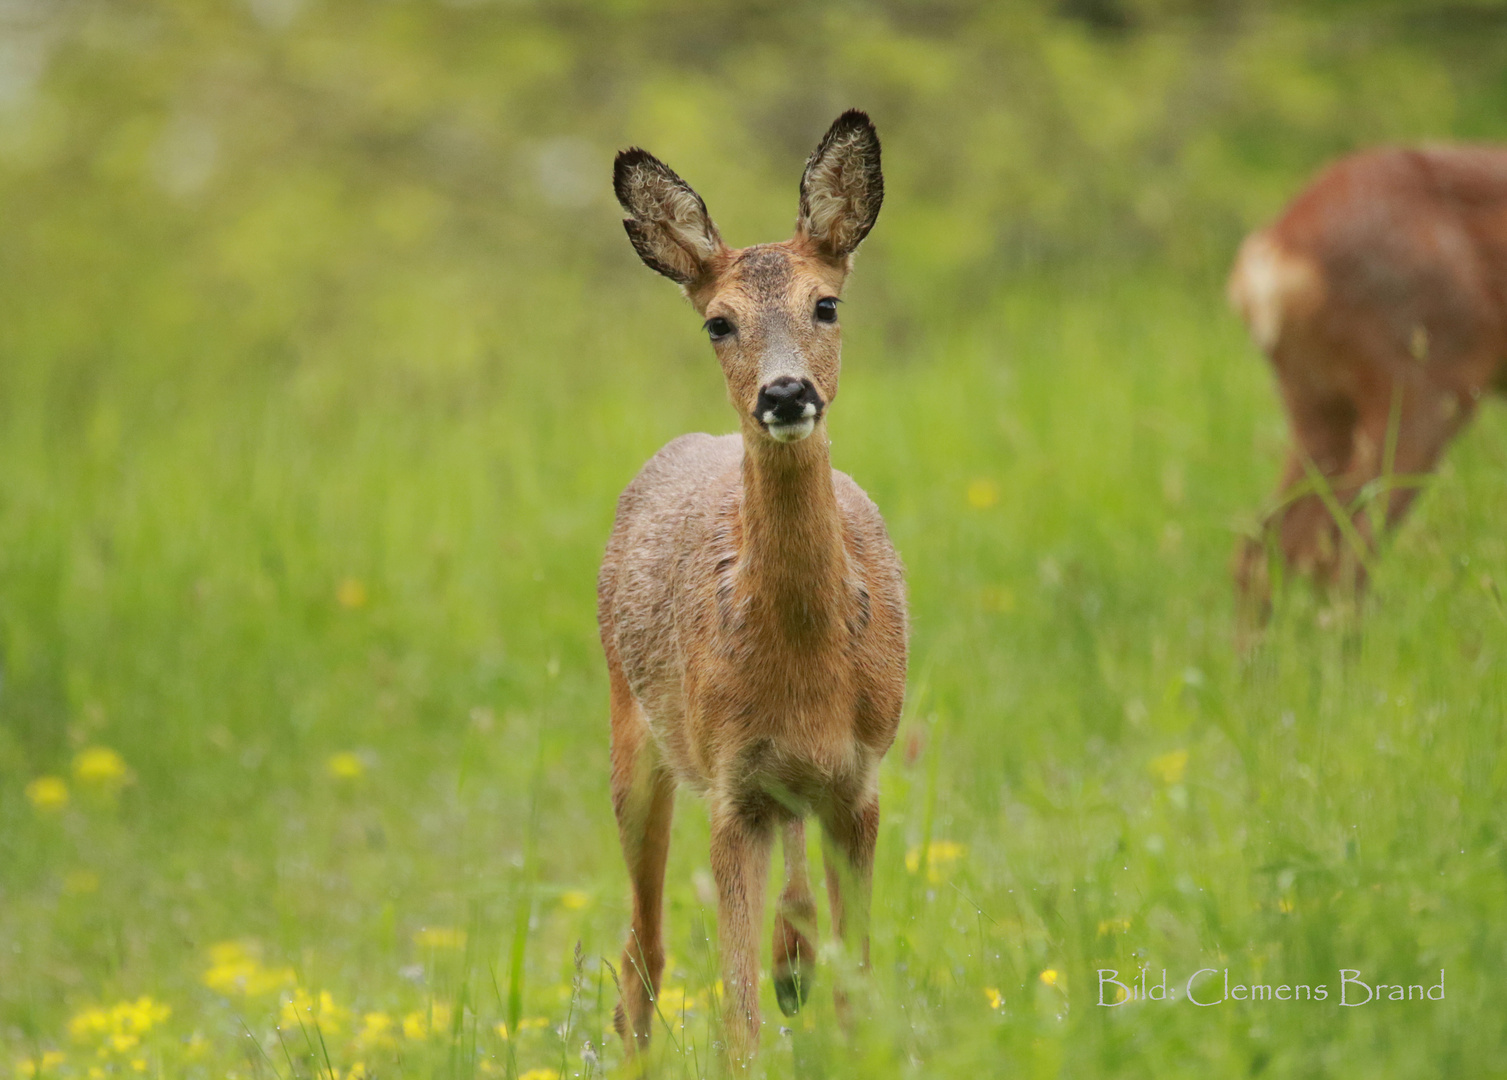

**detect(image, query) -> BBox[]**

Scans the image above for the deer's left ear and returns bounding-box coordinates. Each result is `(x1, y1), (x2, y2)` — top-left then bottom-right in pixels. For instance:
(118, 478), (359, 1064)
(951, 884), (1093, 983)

(796, 110), (883, 262)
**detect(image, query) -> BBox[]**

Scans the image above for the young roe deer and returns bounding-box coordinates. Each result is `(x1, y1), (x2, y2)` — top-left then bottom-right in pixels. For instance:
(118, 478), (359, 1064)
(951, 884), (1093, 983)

(1230, 146), (1507, 615)
(597, 111), (907, 1063)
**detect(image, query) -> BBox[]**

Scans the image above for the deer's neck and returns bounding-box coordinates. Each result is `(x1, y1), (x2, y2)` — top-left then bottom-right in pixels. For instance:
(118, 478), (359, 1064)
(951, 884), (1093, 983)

(737, 425), (849, 643)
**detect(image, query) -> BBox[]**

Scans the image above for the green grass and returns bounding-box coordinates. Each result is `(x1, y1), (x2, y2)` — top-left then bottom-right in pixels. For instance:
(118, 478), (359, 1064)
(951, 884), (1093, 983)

(3, 256), (1506, 1078)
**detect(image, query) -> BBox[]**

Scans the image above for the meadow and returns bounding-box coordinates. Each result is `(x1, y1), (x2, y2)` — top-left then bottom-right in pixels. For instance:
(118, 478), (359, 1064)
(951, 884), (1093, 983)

(3, 3), (1507, 1078)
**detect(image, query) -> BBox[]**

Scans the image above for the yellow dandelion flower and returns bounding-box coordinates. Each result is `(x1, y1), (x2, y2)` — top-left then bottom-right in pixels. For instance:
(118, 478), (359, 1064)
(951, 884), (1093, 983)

(202, 941), (294, 997)
(68, 1007), (111, 1042)
(356, 1012), (397, 1051)
(1149, 749), (1189, 785)
(401, 1003), (452, 1041)
(73, 747), (130, 790)
(326, 752), (365, 780)
(1039, 969), (1060, 987)
(519, 1070), (559, 1080)
(984, 986), (1004, 1010)
(16, 1050), (67, 1077)
(280, 988), (349, 1034)
(412, 927), (465, 950)
(402, 1011), (427, 1041)
(130, 1058), (147, 1073)
(108, 1032), (140, 1054)
(559, 890), (589, 911)
(341, 1065), (369, 1080)
(494, 1021), (509, 1040)
(25, 776), (68, 812)
(904, 839), (967, 882)
(337, 579), (368, 609)
(655, 986), (688, 1015)
(966, 479), (1000, 509)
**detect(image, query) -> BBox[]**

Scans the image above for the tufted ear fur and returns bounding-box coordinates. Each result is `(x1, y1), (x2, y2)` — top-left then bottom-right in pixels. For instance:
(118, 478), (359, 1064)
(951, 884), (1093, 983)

(796, 110), (883, 262)
(614, 148), (725, 286)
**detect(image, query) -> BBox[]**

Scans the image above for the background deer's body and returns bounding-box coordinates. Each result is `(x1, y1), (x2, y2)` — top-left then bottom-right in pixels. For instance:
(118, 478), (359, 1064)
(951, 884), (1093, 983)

(1230, 146), (1507, 609)
(599, 112), (906, 1063)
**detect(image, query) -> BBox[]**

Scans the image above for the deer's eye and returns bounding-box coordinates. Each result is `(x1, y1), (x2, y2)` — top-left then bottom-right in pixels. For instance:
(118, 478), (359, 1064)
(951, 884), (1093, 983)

(705, 317), (734, 340)
(815, 297), (839, 323)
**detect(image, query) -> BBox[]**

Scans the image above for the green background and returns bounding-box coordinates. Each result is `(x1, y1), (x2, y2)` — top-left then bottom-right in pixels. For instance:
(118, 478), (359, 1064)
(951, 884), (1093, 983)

(2, 1), (1506, 1076)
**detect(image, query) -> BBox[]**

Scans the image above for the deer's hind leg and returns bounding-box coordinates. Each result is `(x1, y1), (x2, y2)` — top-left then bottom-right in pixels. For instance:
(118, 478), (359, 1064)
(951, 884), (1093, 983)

(609, 664), (676, 1053)
(819, 794), (879, 1029)
(772, 818), (818, 1016)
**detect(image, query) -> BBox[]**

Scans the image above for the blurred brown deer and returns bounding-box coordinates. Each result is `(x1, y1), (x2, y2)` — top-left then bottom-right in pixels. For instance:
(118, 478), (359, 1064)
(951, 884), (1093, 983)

(1230, 146), (1507, 617)
(598, 111), (907, 1065)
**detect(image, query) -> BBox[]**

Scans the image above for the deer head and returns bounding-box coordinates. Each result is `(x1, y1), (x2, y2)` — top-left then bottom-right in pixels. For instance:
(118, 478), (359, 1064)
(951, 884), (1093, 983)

(614, 110), (884, 445)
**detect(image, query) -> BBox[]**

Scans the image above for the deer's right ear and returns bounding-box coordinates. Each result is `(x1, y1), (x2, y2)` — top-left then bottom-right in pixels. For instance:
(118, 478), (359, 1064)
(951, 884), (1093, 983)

(614, 149), (725, 286)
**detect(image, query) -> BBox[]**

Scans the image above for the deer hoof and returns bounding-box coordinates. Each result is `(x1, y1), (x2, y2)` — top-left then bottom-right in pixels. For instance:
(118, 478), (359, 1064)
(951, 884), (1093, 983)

(774, 969), (811, 1016)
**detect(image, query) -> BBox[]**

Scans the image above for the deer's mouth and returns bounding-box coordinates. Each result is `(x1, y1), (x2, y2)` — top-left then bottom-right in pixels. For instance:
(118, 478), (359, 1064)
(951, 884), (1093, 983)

(762, 405), (819, 443)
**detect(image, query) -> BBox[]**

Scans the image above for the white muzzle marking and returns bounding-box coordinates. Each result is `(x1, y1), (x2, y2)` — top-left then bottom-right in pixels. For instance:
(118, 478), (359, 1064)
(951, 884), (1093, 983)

(763, 401), (818, 443)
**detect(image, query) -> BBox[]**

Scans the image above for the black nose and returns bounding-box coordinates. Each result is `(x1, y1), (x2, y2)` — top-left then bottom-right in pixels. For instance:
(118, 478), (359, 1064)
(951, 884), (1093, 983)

(756, 377), (824, 425)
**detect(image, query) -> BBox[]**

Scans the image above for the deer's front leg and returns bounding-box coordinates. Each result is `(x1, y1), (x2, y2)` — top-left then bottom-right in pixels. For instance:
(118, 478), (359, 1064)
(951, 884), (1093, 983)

(709, 801), (775, 1066)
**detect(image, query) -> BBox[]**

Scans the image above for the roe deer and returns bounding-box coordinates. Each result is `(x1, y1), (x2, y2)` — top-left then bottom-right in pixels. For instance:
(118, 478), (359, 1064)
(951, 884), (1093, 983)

(1230, 146), (1507, 617)
(598, 111), (907, 1063)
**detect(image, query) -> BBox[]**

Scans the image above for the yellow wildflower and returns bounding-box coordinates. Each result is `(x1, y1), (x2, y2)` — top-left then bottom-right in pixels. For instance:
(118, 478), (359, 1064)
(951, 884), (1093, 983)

(280, 988), (349, 1034)
(559, 890), (589, 911)
(25, 776), (68, 812)
(401, 1003), (452, 1040)
(68, 1007), (110, 1042)
(326, 752), (365, 780)
(202, 940), (295, 997)
(655, 986), (697, 1017)
(73, 747), (130, 791)
(984, 986), (1004, 1010)
(1149, 749), (1189, 785)
(412, 927), (465, 950)
(130, 1059), (147, 1073)
(516, 1016), (549, 1032)
(519, 1070), (559, 1080)
(904, 839), (967, 882)
(16, 1050), (67, 1076)
(337, 579), (368, 609)
(1039, 969), (1060, 987)
(967, 479), (1000, 509)
(355, 1012), (397, 1051)
(68, 997), (170, 1054)
(1097, 916), (1131, 936)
